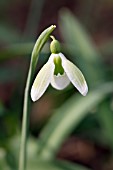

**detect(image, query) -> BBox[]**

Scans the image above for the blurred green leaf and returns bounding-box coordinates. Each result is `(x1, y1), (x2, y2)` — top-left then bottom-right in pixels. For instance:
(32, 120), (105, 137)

(0, 148), (10, 170)
(38, 82), (113, 160)
(59, 9), (105, 86)
(0, 43), (33, 60)
(97, 100), (113, 147)
(59, 9), (98, 62)
(23, 0), (45, 41)
(0, 42), (49, 60)
(27, 159), (90, 170)
(6, 151), (17, 170)
(99, 39), (113, 57)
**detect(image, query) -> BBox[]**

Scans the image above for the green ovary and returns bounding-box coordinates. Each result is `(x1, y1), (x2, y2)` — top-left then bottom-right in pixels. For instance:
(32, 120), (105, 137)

(54, 56), (64, 75)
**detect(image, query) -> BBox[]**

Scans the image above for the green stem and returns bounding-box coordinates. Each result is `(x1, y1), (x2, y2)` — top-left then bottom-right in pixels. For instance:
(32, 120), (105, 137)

(50, 35), (56, 40)
(18, 25), (56, 170)
(19, 64), (32, 170)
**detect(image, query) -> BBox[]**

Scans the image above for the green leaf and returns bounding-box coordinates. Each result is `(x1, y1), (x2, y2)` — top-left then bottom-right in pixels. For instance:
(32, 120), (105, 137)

(99, 38), (113, 57)
(59, 9), (105, 86)
(0, 148), (10, 170)
(97, 100), (113, 147)
(0, 43), (33, 60)
(27, 159), (90, 170)
(59, 9), (99, 62)
(0, 42), (49, 61)
(38, 82), (113, 160)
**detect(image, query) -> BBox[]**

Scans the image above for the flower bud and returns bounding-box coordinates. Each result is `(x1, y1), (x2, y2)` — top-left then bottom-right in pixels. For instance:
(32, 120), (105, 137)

(50, 36), (61, 54)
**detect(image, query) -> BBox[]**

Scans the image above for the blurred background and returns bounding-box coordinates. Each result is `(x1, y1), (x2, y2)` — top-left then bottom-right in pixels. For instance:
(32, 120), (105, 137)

(0, 0), (113, 170)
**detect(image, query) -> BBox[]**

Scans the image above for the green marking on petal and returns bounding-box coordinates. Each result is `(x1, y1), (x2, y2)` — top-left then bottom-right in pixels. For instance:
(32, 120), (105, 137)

(54, 56), (64, 75)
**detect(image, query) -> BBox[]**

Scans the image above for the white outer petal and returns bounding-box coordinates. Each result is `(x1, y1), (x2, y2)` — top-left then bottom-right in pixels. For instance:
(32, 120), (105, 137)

(59, 53), (88, 96)
(51, 73), (70, 90)
(31, 61), (54, 101)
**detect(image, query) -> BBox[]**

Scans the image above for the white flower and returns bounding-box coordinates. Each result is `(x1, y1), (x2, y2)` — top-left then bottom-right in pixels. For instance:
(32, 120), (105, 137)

(31, 53), (88, 101)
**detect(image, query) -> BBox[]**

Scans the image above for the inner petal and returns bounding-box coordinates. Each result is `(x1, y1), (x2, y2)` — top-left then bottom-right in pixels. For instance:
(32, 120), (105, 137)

(51, 73), (70, 90)
(53, 56), (64, 75)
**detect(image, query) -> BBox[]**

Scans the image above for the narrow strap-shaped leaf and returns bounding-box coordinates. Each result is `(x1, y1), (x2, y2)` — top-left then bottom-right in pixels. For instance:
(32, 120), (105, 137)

(38, 82), (113, 160)
(27, 159), (90, 170)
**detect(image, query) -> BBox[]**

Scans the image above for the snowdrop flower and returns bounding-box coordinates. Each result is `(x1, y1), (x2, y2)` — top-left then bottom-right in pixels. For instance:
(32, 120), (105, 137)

(31, 36), (88, 101)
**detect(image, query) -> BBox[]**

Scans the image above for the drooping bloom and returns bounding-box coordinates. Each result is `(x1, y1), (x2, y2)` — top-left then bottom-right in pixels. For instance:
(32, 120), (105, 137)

(31, 37), (88, 101)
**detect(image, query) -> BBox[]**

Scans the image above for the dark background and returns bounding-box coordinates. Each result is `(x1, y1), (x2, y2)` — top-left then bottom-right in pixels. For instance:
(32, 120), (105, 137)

(0, 0), (113, 170)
